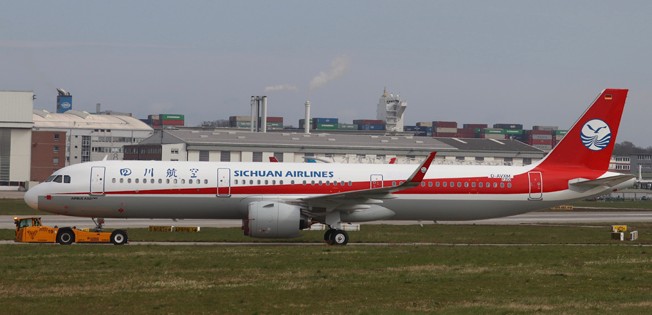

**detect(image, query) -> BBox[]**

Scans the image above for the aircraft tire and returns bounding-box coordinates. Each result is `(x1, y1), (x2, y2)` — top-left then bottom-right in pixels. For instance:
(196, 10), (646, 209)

(110, 230), (128, 245)
(324, 229), (335, 243)
(56, 229), (75, 245)
(329, 229), (349, 246)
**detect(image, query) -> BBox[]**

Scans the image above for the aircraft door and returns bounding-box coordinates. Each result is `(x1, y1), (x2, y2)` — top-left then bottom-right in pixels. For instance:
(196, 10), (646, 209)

(217, 168), (231, 197)
(90, 166), (106, 196)
(370, 174), (383, 189)
(528, 171), (543, 200)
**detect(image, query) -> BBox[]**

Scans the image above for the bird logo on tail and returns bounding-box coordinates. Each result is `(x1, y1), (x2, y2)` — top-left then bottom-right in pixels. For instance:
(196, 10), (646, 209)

(580, 119), (611, 151)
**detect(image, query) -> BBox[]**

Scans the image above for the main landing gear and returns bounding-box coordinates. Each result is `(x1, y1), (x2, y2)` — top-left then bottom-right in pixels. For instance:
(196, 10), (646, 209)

(324, 228), (349, 246)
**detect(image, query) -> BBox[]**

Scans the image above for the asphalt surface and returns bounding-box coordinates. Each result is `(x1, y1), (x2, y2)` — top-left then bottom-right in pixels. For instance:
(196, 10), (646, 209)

(3, 211), (652, 229)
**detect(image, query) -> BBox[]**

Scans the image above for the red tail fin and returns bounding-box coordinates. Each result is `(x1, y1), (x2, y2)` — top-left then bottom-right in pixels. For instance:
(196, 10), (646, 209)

(535, 89), (628, 171)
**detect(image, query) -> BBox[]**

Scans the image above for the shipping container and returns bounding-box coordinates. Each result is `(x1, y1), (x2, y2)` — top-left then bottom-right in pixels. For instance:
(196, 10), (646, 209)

(433, 132), (458, 138)
(403, 125), (418, 131)
(493, 123), (523, 130)
(338, 123), (357, 130)
(432, 121), (457, 128)
(264, 116), (282, 123)
(161, 114), (184, 120)
(463, 123), (488, 129)
(530, 134), (553, 140)
(314, 123), (338, 130)
(554, 130), (568, 136)
(358, 124), (386, 130)
(416, 121), (433, 127)
(533, 125), (558, 131)
(504, 129), (524, 135)
(313, 117), (338, 124)
(435, 127), (457, 134)
(529, 139), (553, 145)
(148, 114), (160, 120)
(483, 128), (505, 134)
(353, 119), (384, 125)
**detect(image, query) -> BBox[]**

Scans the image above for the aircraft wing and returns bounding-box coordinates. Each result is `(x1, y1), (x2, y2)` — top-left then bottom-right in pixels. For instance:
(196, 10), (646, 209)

(297, 152), (436, 208)
(569, 174), (635, 188)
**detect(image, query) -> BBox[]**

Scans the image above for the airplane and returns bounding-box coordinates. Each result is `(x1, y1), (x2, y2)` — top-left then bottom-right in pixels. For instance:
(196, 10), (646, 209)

(24, 89), (635, 245)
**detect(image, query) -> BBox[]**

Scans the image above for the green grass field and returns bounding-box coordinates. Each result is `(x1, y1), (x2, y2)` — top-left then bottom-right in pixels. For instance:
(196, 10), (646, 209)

(1, 224), (651, 314)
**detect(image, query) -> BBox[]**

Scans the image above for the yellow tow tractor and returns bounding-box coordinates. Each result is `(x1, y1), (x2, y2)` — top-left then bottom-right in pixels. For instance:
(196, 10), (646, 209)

(14, 217), (128, 245)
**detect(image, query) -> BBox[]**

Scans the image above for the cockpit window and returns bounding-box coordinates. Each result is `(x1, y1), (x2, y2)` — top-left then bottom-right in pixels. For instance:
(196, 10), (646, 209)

(46, 175), (56, 182)
(53, 175), (63, 183)
(64, 175), (71, 183)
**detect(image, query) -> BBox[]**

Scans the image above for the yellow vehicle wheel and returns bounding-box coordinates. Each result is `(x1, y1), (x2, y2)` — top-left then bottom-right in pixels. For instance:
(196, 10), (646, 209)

(56, 229), (75, 245)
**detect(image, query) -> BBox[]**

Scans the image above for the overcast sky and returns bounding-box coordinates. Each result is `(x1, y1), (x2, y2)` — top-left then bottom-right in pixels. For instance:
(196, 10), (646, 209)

(2, 1), (652, 145)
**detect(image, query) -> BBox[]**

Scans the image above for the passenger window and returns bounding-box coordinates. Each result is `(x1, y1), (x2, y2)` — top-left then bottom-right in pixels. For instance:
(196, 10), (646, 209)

(189, 179), (193, 184)
(150, 179), (155, 184)
(174, 179), (178, 184)
(443, 182), (447, 188)
(112, 178), (116, 183)
(120, 178), (124, 184)
(435, 182), (440, 188)
(500, 183), (505, 188)
(135, 179), (139, 184)
(181, 179), (186, 184)
(158, 179), (162, 184)
(204, 180), (208, 184)
(128, 178), (132, 184)
(166, 179), (170, 184)
(471, 182), (476, 188)
(421, 182), (425, 187)
(348, 181), (352, 186)
(493, 182), (498, 188)
(265, 180), (268, 185)
(250, 180), (254, 185)
(464, 182), (469, 188)
(457, 182), (462, 188)
(507, 183), (512, 188)
(143, 179), (147, 184)
(450, 181), (454, 187)
(428, 182), (433, 188)
(479, 182), (483, 188)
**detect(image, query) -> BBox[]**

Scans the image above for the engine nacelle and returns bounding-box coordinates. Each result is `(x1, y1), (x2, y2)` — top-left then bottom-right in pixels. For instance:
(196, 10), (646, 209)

(244, 201), (306, 238)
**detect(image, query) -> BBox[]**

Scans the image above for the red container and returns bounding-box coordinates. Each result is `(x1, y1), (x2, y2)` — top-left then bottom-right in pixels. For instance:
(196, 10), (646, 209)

(432, 121), (457, 128)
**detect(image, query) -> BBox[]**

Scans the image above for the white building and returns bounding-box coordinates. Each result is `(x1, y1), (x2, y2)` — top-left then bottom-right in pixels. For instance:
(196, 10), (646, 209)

(377, 88), (407, 133)
(32, 109), (154, 165)
(0, 91), (33, 190)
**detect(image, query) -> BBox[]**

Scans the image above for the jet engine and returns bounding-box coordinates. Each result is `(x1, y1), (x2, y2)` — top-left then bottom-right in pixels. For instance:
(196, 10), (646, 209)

(243, 201), (310, 238)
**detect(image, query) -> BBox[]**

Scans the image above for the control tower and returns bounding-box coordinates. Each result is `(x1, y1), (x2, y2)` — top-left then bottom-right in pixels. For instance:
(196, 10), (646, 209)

(377, 88), (407, 132)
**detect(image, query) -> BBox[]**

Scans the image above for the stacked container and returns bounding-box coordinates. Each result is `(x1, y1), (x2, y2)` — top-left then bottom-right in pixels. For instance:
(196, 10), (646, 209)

(432, 121), (458, 137)
(527, 129), (553, 151)
(354, 119), (386, 131)
(458, 123), (487, 138)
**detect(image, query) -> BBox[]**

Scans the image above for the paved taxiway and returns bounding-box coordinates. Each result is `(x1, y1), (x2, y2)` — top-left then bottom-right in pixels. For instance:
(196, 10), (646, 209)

(2, 211), (652, 229)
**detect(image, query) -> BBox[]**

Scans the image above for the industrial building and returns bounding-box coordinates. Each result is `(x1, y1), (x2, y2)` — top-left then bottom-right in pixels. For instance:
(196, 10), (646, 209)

(124, 129), (546, 165)
(0, 91), (33, 190)
(31, 109), (153, 180)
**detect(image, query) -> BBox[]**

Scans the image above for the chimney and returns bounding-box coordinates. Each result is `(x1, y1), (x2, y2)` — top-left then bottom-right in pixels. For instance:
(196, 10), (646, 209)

(96, 103), (101, 114)
(250, 96), (257, 132)
(261, 96), (267, 133)
(304, 100), (311, 134)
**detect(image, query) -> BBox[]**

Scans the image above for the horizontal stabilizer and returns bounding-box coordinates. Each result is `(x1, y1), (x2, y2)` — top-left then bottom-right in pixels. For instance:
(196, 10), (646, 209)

(569, 174), (635, 188)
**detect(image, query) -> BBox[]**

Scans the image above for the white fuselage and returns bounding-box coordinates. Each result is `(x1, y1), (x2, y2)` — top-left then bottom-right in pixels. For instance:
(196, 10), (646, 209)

(24, 159), (631, 221)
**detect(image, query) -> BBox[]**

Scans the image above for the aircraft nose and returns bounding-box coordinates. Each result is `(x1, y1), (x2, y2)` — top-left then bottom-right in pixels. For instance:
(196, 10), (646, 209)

(24, 187), (39, 210)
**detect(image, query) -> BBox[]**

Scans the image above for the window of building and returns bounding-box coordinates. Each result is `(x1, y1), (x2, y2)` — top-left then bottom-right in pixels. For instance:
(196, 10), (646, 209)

(53, 146), (59, 153)
(199, 151), (209, 161)
(54, 134), (60, 141)
(53, 158), (59, 165)
(252, 152), (263, 162)
(171, 148), (179, 154)
(273, 152), (283, 162)
(220, 151), (230, 162)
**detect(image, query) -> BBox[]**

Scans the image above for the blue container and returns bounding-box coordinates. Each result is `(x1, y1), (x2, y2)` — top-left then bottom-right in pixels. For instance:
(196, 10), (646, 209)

(313, 118), (338, 124)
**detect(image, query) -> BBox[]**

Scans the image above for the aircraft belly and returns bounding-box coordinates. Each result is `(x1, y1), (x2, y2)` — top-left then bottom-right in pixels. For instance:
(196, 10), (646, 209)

(39, 195), (247, 219)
